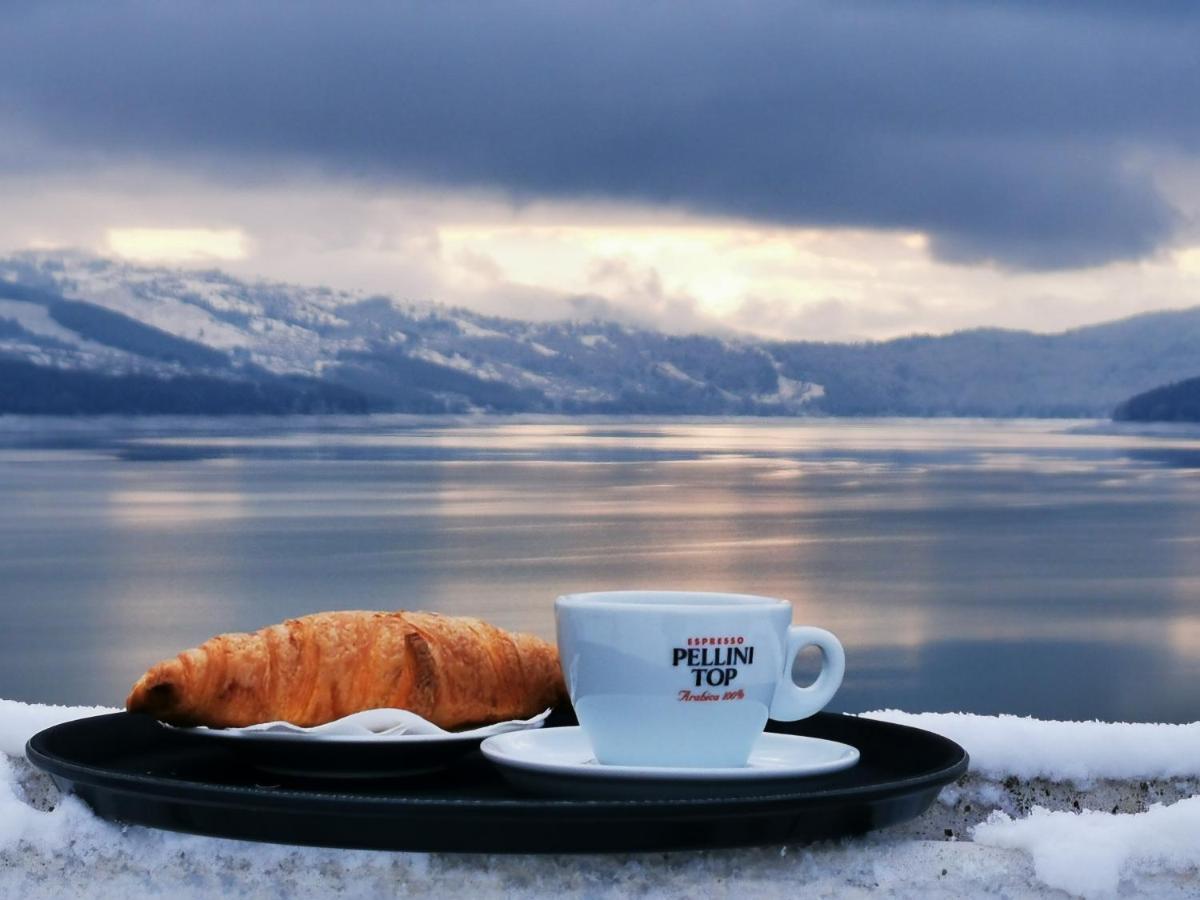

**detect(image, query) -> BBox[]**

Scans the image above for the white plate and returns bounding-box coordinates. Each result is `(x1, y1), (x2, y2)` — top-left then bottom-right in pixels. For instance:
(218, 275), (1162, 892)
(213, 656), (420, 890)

(481, 726), (859, 790)
(158, 708), (553, 779)
(169, 707), (552, 744)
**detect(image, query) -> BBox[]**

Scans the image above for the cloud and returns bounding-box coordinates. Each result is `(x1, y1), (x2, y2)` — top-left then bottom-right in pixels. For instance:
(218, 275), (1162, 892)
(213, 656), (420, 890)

(734, 295), (933, 343)
(1, 2), (1198, 270)
(106, 227), (248, 262)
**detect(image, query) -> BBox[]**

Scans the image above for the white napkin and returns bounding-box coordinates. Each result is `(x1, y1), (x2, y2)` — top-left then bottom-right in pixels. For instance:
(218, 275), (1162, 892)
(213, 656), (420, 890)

(185, 707), (552, 739)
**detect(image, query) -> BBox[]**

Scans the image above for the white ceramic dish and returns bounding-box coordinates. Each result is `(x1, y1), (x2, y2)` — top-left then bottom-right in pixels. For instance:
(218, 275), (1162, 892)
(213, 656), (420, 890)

(159, 708), (553, 779)
(171, 707), (551, 744)
(481, 726), (859, 797)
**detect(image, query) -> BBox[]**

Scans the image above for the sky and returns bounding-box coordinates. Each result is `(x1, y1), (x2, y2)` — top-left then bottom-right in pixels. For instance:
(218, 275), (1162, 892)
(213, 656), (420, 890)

(2, 1), (1199, 341)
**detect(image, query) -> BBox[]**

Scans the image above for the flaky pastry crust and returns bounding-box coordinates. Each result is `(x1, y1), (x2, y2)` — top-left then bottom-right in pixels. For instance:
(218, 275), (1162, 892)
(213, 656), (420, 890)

(126, 610), (566, 729)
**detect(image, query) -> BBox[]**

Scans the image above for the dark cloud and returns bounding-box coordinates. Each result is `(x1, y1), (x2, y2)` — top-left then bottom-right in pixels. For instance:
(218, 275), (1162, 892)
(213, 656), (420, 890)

(1, 1), (1198, 269)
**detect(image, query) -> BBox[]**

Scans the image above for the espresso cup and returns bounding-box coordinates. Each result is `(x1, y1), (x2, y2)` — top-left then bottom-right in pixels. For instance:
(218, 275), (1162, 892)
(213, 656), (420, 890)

(555, 591), (845, 767)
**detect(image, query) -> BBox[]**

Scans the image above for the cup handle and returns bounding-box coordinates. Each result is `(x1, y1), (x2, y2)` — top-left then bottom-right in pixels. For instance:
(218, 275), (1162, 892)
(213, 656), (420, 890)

(768, 626), (845, 721)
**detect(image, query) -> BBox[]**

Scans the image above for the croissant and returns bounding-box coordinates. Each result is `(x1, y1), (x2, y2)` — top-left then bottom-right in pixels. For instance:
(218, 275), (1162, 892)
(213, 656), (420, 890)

(126, 610), (566, 729)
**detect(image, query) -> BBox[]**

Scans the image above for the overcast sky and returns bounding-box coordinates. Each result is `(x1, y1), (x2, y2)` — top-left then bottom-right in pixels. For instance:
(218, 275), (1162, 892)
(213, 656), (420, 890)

(2, 1), (1199, 340)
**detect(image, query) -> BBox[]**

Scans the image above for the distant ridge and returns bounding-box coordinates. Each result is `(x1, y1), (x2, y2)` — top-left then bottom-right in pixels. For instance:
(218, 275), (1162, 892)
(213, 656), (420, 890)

(767, 305), (1200, 416)
(3, 252), (1200, 417)
(0, 358), (368, 416)
(1114, 377), (1200, 423)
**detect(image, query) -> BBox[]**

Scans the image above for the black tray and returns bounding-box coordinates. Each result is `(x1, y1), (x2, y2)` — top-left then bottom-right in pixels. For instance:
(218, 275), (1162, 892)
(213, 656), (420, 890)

(26, 710), (967, 853)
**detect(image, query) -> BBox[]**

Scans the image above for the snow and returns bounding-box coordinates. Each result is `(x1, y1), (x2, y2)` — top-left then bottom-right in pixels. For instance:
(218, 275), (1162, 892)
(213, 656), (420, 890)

(655, 361), (704, 386)
(410, 347), (510, 383)
(774, 375), (824, 404)
(0, 300), (84, 346)
(411, 347), (481, 374)
(863, 710), (1200, 782)
(3, 698), (1200, 898)
(86, 282), (252, 351)
(0, 299), (134, 368)
(0, 698), (115, 757)
(451, 318), (505, 340)
(974, 798), (1200, 898)
(754, 375), (824, 407)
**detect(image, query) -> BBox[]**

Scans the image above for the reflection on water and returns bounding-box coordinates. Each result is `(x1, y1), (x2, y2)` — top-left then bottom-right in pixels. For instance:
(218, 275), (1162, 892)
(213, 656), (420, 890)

(1, 416), (1199, 722)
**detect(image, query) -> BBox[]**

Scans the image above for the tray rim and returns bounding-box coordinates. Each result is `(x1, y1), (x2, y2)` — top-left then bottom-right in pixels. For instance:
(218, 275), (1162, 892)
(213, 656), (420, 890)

(26, 711), (969, 813)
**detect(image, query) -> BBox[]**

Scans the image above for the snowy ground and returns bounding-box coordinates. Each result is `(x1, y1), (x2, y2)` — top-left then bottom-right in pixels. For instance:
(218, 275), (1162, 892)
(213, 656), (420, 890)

(2, 700), (1199, 899)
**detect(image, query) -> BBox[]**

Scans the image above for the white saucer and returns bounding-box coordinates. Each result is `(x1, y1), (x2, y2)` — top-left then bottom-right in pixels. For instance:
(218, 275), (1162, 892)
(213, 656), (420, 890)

(481, 727), (859, 795)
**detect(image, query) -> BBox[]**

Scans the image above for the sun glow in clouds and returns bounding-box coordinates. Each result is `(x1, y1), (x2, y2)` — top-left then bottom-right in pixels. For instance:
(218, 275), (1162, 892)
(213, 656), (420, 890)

(4, 174), (1196, 341)
(439, 222), (930, 320)
(106, 227), (248, 262)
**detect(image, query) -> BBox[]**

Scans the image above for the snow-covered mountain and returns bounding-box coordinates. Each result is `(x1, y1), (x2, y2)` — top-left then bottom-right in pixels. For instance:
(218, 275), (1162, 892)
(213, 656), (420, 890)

(2, 252), (1199, 417)
(0, 253), (817, 415)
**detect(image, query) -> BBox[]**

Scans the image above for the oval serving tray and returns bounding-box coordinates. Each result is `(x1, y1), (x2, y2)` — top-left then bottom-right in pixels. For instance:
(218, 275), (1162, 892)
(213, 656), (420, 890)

(26, 709), (967, 854)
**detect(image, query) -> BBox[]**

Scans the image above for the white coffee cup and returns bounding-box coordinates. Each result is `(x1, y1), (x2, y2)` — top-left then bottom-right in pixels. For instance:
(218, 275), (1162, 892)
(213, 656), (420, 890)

(555, 590), (845, 768)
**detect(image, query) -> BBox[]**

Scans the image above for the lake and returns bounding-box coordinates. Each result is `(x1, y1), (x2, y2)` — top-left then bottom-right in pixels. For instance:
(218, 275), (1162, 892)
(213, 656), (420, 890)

(2, 415), (1199, 723)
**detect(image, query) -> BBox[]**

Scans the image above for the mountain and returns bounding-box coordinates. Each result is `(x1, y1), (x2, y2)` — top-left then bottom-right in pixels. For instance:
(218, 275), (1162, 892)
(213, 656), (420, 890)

(769, 309), (1200, 417)
(0, 253), (816, 416)
(2, 252), (1200, 417)
(1114, 377), (1200, 422)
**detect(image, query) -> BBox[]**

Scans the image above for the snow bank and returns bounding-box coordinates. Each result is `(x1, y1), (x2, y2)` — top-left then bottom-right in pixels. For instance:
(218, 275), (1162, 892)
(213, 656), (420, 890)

(4, 700), (1200, 898)
(867, 710), (1200, 896)
(863, 710), (1200, 782)
(974, 797), (1200, 899)
(0, 698), (116, 758)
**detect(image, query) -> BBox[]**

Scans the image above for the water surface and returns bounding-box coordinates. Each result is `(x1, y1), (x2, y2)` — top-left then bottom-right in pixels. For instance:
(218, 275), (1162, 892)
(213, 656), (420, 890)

(2, 416), (1199, 722)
